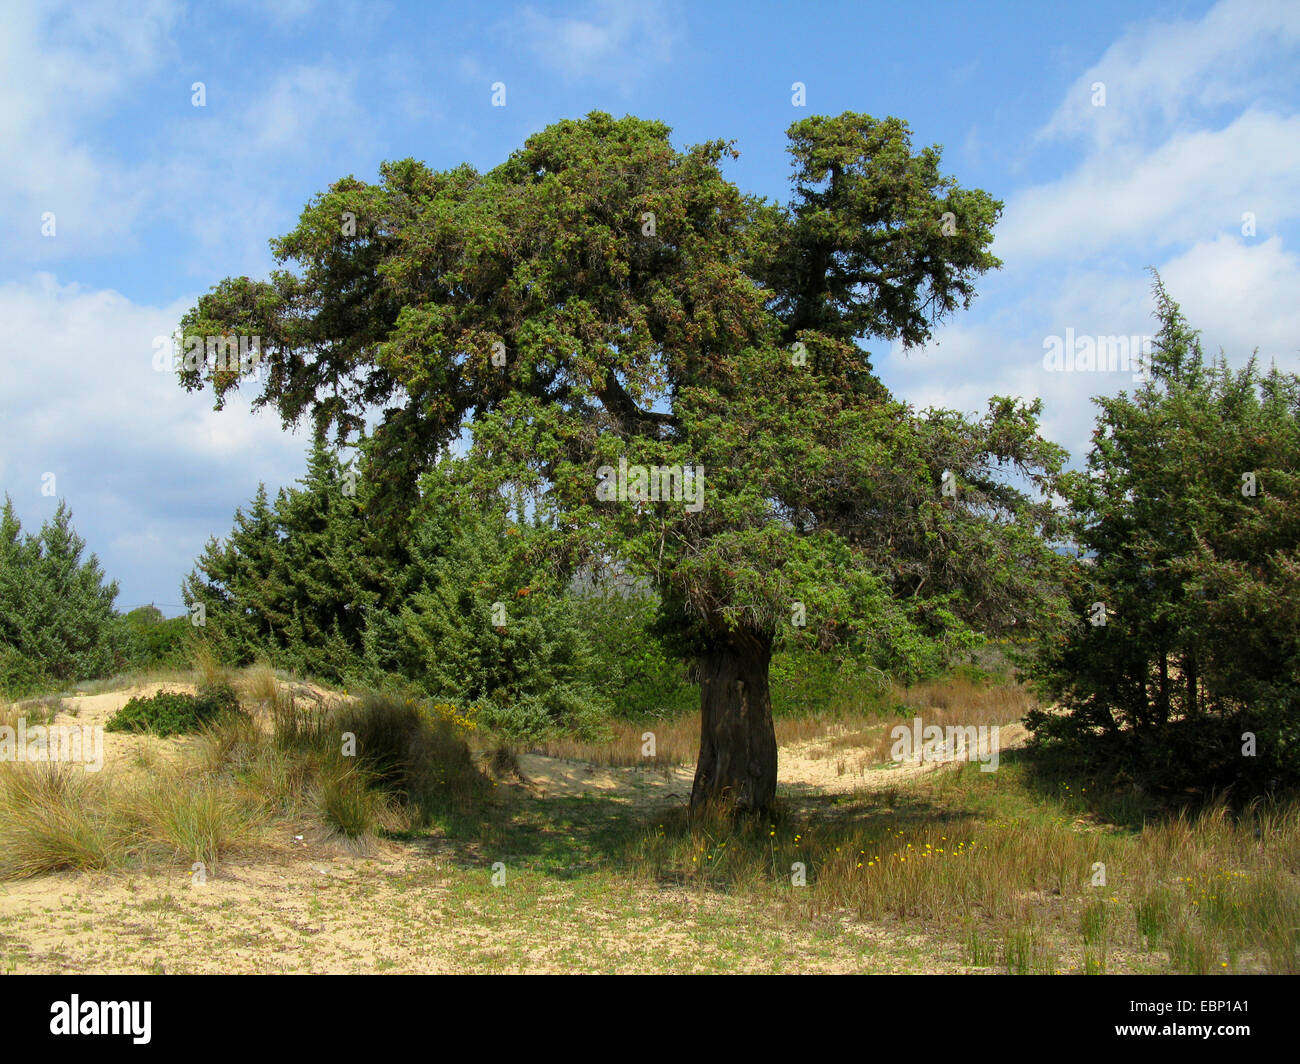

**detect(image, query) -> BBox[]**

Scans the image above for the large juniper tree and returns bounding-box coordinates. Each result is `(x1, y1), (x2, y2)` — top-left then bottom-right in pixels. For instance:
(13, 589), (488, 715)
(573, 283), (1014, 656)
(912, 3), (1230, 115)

(179, 111), (1066, 814)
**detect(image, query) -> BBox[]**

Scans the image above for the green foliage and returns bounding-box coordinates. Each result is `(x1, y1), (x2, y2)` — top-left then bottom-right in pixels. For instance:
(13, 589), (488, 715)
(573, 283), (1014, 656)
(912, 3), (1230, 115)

(0, 498), (120, 698)
(177, 110), (1065, 677)
(753, 113), (1003, 347)
(245, 687), (488, 834)
(106, 684), (244, 737)
(572, 585), (697, 719)
(332, 691), (484, 821)
(112, 607), (194, 672)
(0, 644), (51, 702)
(174, 107), (1076, 807)
(183, 437), (393, 679)
(361, 474), (613, 738)
(1026, 276), (1300, 798)
(768, 642), (893, 718)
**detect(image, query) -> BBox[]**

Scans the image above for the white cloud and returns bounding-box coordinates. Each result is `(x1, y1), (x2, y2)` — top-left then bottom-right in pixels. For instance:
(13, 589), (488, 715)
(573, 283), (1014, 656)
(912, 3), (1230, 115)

(885, 236), (1300, 466)
(1039, 0), (1300, 149)
(0, 0), (374, 276)
(0, 0), (179, 257)
(905, 0), (1300, 468)
(998, 109), (1300, 263)
(0, 273), (306, 609)
(510, 0), (680, 88)
(1159, 235), (1300, 365)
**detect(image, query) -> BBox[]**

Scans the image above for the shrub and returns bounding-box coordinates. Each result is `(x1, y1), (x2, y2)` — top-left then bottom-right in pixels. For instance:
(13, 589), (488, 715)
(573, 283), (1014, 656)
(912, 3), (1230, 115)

(1026, 282), (1300, 800)
(198, 687), (490, 839)
(332, 691), (485, 821)
(113, 608), (194, 672)
(769, 644), (893, 718)
(475, 686), (612, 742)
(573, 588), (696, 719)
(360, 488), (617, 734)
(106, 684), (244, 737)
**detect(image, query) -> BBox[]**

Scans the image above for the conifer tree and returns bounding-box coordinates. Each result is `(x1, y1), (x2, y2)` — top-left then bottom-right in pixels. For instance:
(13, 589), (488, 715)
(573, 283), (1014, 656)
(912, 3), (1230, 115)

(185, 439), (392, 678)
(0, 498), (119, 692)
(1027, 277), (1300, 794)
(361, 468), (609, 734)
(184, 482), (288, 664)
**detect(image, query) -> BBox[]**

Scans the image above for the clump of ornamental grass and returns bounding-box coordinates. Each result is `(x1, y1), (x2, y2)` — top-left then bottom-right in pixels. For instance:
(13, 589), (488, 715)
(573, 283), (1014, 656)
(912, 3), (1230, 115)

(0, 762), (127, 878)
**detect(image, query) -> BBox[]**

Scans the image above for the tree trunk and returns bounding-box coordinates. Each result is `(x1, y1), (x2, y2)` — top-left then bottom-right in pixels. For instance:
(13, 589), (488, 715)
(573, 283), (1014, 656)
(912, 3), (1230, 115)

(689, 630), (777, 817)
(1157, 652), (1170, 725)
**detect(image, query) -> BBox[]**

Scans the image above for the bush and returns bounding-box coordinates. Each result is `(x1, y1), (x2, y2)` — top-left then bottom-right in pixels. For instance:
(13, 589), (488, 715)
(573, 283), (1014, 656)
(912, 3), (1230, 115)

(769, 644), (892, 718)
(361, 497), (615, 734)
(1025, 283), (1300, 801)
(1027, 701), (1299, 798)
(106, 684), (244, 737)
(475, 686), (612, 741)
(113, 608), (194, 672)
(0, 644), (52, 702)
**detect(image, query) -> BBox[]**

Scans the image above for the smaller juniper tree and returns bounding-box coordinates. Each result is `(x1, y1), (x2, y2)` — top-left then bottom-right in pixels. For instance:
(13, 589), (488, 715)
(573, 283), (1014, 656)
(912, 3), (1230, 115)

(1026, 278), (1300, 796)
(0, 497), (119, 693)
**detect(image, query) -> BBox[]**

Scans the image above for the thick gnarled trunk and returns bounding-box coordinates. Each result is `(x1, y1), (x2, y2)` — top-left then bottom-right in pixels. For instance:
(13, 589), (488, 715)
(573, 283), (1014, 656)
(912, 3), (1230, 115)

(689, 631), (777, 816)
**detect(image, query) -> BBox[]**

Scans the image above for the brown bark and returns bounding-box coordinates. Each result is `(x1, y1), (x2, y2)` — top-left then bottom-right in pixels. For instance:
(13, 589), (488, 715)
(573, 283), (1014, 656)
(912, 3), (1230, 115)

(689, 630), (777, 817)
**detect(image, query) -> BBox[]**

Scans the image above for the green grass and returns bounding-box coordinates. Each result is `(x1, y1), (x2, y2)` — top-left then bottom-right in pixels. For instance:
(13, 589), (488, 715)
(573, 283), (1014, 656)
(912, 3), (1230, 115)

(301, 745), (1299, 973)
(0, 764), (127, 878)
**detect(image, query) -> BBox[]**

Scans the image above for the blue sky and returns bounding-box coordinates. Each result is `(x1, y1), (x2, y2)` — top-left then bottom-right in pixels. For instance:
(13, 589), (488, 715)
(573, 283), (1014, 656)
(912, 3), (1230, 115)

(1, 0), (1298, 613)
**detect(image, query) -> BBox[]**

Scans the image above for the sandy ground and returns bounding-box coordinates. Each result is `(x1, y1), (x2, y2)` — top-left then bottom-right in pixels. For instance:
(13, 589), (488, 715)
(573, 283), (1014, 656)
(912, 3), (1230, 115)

(3, 679), (352, 782)
(516, 720), (1029, 804)
(12, 682), (204, 781)
(0, 683), (1030, 974)
(0, 843), (957, 973)
(514, 754), (695, 807)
